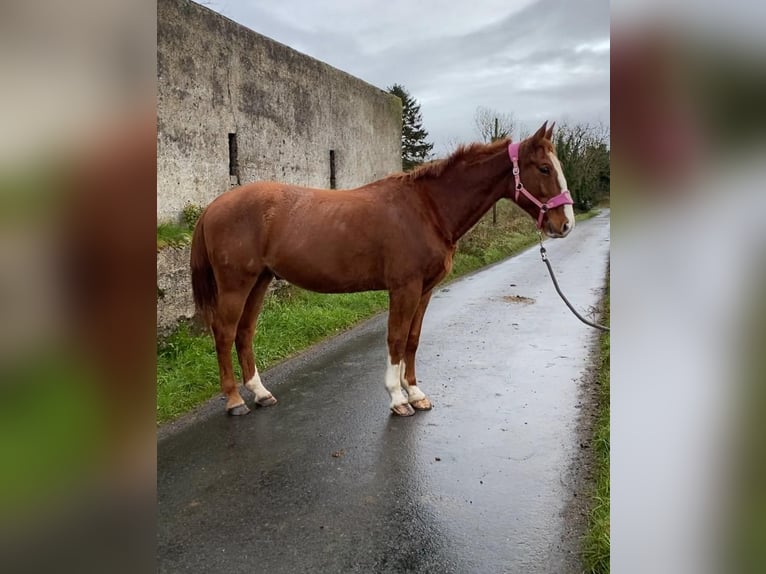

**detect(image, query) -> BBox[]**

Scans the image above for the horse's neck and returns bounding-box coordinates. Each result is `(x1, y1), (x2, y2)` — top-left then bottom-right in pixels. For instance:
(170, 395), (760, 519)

(425, 150), (511, 243)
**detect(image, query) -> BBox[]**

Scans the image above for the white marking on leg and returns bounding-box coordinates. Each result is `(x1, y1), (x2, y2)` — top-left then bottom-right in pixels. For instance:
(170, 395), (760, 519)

(244, 369), (272, 401)
(549, 151), (575, 231)
(398, 360), (427, 402)
(405, 385), (426, 402)
(385, 356), (408, 408)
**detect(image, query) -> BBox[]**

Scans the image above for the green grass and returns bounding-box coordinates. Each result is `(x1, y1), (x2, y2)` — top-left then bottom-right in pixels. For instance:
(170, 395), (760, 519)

(157, 202), (204, 249)
(582, 285), (610, 573)
(157, 289), (389, 422)
(450, 230), (537, 277)
(157, 203), (601, 424)
(157, 221), (192, 249)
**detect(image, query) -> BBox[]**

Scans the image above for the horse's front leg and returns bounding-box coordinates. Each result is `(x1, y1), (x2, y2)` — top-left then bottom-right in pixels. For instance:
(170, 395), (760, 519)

(238, 272), (278, 408)
(400, 290), (433, 411)
(386, 283), (422, 417)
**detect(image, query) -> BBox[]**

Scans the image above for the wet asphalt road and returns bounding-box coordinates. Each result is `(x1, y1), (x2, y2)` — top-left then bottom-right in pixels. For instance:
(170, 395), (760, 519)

(158, 211), (610, 573)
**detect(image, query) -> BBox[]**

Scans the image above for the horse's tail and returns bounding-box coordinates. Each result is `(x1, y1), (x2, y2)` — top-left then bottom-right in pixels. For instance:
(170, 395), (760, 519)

(190, 213), (217, 328)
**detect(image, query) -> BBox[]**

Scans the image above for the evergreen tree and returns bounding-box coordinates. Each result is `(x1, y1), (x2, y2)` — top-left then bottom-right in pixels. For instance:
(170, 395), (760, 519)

(387, 84), (434, 171)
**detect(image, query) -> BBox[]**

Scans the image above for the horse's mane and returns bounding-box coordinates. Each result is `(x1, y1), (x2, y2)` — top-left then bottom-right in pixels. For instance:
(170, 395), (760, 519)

(393, 136), (558, 183)
(395, 137), (512, 182)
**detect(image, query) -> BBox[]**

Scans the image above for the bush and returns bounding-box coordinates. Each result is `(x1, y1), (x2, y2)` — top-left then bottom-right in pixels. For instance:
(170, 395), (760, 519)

(181, 202), (204, 228)
(553, 123), (610, 212)
(157, 203), (203, 250)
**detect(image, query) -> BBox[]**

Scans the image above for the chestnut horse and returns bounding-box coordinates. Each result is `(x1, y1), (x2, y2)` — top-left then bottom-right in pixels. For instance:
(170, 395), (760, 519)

(190, 122), (574, 417)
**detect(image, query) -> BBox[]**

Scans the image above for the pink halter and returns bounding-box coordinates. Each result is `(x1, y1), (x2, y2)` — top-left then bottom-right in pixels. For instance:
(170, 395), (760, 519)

(507, 141), (573, 229)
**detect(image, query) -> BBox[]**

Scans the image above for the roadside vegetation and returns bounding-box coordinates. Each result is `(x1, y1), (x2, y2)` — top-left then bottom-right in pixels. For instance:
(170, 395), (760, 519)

(156, 202), (203, 249)
(157, 202), (599, 423)
(552, 123), (610, 212)
(582, 284), (610, 573)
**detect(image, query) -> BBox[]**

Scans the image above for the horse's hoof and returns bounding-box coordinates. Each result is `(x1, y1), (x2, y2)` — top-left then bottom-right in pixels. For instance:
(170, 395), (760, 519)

(410, 398), (432, 411)
(227, 404), (251, 416)
(255, 394), (278, 407)
(391, 403), (416, 417)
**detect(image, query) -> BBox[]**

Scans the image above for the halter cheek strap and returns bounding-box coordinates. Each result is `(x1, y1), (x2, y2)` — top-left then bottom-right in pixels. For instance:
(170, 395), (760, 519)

(507, 142), (573, 229)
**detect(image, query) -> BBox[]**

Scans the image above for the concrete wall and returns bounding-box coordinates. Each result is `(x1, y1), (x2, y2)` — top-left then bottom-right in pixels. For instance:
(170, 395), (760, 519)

(157, 246), (194, 333)
(157, 0), (402, 222)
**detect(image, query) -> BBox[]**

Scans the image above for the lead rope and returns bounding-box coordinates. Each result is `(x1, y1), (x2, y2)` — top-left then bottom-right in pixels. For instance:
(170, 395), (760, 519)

(537, 232), (610, 332)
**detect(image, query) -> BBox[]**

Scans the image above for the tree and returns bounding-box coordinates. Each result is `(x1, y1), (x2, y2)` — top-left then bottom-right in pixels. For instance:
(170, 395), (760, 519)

(474, 106), (516, 224)
(552, 122), (610, 211)
(387, 84), (434, 171)
(474, 106), (516, 143)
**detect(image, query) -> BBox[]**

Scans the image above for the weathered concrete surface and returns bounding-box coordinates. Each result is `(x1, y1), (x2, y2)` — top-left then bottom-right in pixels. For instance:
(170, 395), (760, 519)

(157, 0), (402, 222)
(157, 245), (194, 332)
(157, 211), (610, 573)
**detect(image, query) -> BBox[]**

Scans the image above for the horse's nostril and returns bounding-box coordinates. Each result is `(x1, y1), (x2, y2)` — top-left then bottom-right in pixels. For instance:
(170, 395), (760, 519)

(562, 222), (571, 234)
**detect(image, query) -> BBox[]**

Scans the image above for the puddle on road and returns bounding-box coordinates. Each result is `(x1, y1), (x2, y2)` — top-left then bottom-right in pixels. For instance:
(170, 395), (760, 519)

(500, 294), (536, 304)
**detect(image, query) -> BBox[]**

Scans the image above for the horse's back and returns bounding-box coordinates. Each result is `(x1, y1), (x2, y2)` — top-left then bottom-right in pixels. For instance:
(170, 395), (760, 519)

(207, 181), (384, 217)
(199, 179), (447, 293)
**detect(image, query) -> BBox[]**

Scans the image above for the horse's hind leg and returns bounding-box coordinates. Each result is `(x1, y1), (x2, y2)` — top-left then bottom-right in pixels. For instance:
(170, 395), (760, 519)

(212, 288), (252, 416)
(236, 271), (277, 407)
(401, 290), (433, 411)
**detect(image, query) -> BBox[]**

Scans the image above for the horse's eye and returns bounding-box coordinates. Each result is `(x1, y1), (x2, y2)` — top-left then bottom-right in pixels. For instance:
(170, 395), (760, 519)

(539, 166), (550, 175)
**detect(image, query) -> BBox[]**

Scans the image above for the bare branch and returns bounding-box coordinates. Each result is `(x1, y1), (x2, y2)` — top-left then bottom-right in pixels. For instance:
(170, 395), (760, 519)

(474, 106), (516, 142)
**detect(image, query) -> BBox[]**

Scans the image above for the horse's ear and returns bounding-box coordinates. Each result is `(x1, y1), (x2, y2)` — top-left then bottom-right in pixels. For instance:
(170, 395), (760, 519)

(532, 122), (548, 141)
(545, 122), (555, 140)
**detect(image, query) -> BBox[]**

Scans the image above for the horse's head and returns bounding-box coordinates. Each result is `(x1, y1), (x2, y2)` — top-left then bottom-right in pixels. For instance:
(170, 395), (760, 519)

(508, 122), (575, 238)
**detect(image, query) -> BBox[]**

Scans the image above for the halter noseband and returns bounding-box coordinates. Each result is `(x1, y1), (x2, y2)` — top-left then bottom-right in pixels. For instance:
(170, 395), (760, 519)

(507, 142), (573, 229)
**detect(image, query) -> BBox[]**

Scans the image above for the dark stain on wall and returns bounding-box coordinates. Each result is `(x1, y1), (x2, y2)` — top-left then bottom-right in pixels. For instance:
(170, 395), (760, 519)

(180, 55), (196, 76)
(162, 128), (194, 157)
(210, 74), (225, 108)
(238, 53), (256, 75)
(291, 88), (313, 136)
(239, 81), (279, 126)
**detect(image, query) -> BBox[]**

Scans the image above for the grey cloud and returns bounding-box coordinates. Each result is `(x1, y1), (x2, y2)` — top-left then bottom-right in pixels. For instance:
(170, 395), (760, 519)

(208, 0), (609, 151)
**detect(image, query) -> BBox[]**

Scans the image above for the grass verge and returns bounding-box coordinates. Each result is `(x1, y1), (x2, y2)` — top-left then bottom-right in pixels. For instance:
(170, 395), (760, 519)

(157, 222), (192, 249)
(157, 203), (600, 424)
(582, 284), (610, 573)
(157, 202), (204, 249)
(158, 289), (389, 422)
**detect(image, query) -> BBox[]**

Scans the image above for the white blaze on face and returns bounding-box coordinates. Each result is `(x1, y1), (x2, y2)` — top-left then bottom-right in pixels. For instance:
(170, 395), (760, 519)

(385, 357), (408, 408)
(548, 151), (576, 232)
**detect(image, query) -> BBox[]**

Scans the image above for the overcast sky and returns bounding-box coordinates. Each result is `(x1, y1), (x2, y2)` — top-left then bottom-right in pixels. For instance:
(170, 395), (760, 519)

(204, 0), (610, 156)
